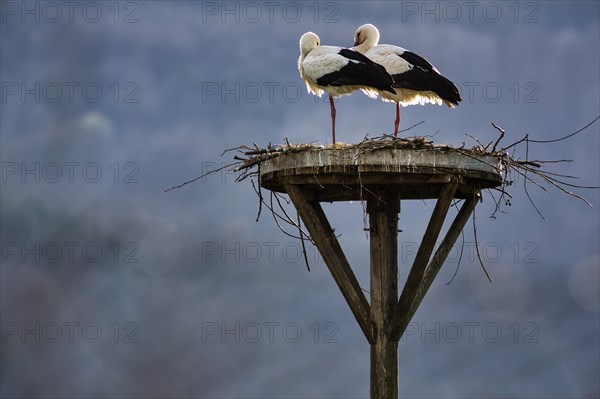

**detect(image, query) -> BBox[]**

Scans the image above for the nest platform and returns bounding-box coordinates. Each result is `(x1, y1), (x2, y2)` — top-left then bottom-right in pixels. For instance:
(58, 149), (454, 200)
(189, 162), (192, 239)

(259, 146), (502, 201)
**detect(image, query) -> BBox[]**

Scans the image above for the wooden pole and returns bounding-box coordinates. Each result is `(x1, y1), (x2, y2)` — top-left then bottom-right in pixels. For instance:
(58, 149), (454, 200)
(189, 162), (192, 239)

(367, 189), (400, 399)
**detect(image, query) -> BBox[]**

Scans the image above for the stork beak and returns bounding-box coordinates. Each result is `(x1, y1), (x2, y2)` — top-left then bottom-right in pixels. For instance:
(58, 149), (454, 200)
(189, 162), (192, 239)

(353, 40), (360, 46)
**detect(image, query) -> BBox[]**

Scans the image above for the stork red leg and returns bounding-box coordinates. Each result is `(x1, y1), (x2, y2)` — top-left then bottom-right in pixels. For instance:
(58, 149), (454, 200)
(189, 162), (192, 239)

(329, 95), (337, 144)
(393, 102), (400, 138)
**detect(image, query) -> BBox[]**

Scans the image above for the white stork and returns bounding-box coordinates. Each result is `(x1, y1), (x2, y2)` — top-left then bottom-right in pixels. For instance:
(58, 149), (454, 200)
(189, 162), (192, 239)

(298, 31), (395, 144)
(352, 24), (462, 137)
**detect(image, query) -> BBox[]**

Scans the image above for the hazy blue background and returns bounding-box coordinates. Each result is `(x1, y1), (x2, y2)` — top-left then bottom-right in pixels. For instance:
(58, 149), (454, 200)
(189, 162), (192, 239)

(1, 1), (599, 398)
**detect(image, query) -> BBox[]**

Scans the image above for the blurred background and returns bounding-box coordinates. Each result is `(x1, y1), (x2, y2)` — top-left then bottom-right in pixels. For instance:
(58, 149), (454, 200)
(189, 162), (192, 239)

(1, 1), (598, 398)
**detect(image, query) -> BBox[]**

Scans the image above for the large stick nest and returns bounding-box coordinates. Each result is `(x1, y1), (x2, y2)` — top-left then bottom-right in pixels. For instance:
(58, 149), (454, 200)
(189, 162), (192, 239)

(167, 118), (599, 221)
(165, 118), (599, 276)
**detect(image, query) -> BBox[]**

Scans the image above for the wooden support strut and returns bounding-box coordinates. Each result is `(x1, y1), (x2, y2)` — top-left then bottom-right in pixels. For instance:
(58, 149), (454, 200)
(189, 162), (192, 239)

(389, 183), (458, 339)
(388, 192), (480, 341)
(285, 184), (375, 344)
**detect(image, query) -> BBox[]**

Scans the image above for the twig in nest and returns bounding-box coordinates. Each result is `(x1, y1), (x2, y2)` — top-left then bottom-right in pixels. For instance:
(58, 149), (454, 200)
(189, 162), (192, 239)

(164, 161), (239, 192)
(271, 192), (314, 243)
(487, 187), (511, 219)
(465, 133), (487, 150)
(221, 144), (252, 156)
(267, 192), (306, 241)
(397, 120), (426, 134)
(254, 169), (263, 222)
(490, 122), (505, 153)
(472, 209), (492, 283)
(527, 167), (594, 206)
(250, 182), (307, 240)
(445, 230), (465, 285)
(528, 115), (600, 143)
(273, 192), (306, 235)
(499, 133), (529, 153)
(296, 213), (311, 272)
(523, 137), (548, 222)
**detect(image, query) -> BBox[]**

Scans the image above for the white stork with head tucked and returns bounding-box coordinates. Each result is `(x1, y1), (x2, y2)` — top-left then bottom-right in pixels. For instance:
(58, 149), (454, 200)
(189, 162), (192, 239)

(298, 31), (395, 144)
(352, 24), (462, 138)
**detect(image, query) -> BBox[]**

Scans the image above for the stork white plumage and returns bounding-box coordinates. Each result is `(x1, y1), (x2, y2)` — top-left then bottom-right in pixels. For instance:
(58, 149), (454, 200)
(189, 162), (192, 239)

(352, 24), (462, 137)
(298, 31), (395, 144)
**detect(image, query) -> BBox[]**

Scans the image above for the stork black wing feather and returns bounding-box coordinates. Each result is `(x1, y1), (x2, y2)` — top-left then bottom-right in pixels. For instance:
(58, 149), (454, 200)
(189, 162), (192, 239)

(316, 49), (395, 94)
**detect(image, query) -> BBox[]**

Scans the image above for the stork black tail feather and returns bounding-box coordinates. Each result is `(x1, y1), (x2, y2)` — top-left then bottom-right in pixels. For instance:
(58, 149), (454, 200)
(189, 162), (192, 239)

(393, 50), (462, 106)
(393, 68), (462, 106)
(433, 73), (462, 106)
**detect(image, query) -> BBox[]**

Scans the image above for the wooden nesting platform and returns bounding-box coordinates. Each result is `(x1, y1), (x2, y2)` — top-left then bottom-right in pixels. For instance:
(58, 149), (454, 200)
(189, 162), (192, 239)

(256, 145), (503, 398)
(259, 147), (502, 201)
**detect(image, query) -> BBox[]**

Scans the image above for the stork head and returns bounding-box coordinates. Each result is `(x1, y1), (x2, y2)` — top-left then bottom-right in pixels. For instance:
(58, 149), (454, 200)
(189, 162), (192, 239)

(354, 23), (380, 49)
(299, 32), (320, 56)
